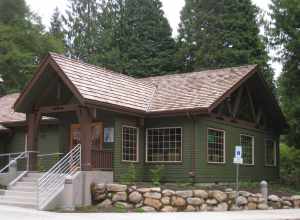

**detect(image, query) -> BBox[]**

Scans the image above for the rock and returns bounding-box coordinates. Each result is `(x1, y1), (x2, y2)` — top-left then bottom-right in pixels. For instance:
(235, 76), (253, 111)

(269, 201), (282, 209)
(172, 196), (186, 207)
(282, 200), (292, 207)
(225, 188), (233, 192)
(213, 202), (228, 211)
(95, 193), (106, 201)
(239, 191), (251, 197)
(257, 203), (269, 210)
(248, 196), (259, 203)
(227, 191), (236, 200)
(247, 202), (257, 210)
(206, 198), (218, 205)
(115, 202), (133, 209)
(141, 206), (156, 212)
(97, 199), (112, 209)
(135, 201), (144, 208)
(137, 188), (151, 193)
(258, 197), (266, 203)
(128, 186), (137, 193)
(291, 195), (300, 208)
(200, 203), (208, 211)
(162, 189), (175, 196)
(194, 190), (208, 199)
(161, 196), (171, 205)
(161, 206), (177, 212)
(212, 190), (227, 202)
(176, 190), (193, 198)
(149, 187), (161, 192)
(268, 195), (281, 202)
(106, 183), (127, 192)
(185, 205), (196, 212)
(187, 197), (204, 206)
(282, 196), (292, 202)
(144, 192), (162, 199)
(95, 183), (106, 193)
(144, 198), (162, 210)
(230, 205), (243, 211)
(129, 191), (143, 203)
(236, 196), (248, 206)
(112, 192), (127, 202)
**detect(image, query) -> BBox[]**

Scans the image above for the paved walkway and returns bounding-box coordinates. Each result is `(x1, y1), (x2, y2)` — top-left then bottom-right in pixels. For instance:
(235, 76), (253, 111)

(0, 205), (300, 220)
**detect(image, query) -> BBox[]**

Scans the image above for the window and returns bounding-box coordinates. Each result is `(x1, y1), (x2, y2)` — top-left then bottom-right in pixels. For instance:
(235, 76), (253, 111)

(146, 127), (182, 162)
(240, 134), (254, 165)
(265, 139), (276, 166)
(207, 128), (225, 163)
(122, 126), (139, 162)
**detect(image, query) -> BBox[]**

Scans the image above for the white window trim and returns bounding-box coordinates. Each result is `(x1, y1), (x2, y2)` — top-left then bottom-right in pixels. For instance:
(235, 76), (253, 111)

(264, 139), (277, 167)
(240, 134), (255, 166)
(207, 128), (226, 164)
(121, 125), (139, 163)
(145, 127), (183, 163)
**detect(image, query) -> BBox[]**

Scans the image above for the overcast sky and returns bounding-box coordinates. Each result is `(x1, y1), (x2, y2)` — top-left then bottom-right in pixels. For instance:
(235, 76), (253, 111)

(26, 0), (281, 77)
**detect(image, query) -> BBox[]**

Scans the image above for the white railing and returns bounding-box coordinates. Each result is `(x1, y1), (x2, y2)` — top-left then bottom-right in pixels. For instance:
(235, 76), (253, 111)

(0, 151), (30, 174)
(37, 144), (81, 210)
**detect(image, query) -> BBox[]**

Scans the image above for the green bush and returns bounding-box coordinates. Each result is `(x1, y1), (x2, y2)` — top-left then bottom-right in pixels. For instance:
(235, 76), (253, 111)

(120, 163), (137, 185)
(280, 143), (300, 186)
(150, 165), (165, 186)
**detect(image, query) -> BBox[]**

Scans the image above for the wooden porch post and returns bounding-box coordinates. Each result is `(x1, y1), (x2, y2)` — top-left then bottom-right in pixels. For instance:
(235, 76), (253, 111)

(77, 107), (93, 171)
(26, 112), (41, 171)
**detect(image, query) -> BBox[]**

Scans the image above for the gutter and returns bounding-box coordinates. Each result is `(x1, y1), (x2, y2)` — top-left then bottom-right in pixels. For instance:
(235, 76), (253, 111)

(187, 112), (196, 183)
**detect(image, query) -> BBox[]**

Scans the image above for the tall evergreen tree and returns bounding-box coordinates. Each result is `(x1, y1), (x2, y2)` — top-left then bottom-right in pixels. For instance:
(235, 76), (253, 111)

(63, 0), (100, 62)
(49, 7), (65, 42)
(269, 0), (300, 148)
(0, 0), (64, 93)
(177, 0), (273, 85)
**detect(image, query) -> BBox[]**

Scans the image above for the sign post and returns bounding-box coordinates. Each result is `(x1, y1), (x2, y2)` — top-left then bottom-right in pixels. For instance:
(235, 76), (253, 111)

(233, 145), (243, 205)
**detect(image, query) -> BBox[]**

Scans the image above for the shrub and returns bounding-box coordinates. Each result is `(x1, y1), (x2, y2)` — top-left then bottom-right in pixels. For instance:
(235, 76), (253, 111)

(280, 143), (300, 186)
(120, 163), (137, 185)
(150, 165), (165, 186)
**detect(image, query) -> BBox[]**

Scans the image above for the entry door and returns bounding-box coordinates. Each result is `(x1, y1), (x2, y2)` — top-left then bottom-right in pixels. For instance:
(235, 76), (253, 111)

(70, 123), (103, 149)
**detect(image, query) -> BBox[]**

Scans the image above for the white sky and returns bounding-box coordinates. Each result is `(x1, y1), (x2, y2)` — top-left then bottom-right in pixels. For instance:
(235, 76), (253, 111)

(26, 0), (281, 77)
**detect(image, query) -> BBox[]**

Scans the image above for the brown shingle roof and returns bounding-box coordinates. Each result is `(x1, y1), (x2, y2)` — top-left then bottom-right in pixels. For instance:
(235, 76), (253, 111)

(49, 53), (257, 113)
(0, 93), (25, 124)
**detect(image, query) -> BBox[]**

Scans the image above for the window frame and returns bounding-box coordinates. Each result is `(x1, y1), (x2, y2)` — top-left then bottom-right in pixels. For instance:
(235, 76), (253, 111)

(264, 139), (277, 167)
(240, 134), (255, 166)
(122, 125), (139, 163)
(207, 128), (226, 164)
(145, 126), (183, 163)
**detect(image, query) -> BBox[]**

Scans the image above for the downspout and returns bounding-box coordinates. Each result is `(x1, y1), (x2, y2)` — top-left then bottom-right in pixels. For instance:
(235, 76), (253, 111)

(187, 112), (196, 184)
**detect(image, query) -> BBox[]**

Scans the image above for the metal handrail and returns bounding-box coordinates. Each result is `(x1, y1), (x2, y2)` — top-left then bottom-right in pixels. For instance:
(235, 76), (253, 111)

(0, 152), (26, 174)
(37, 144), (81, 210)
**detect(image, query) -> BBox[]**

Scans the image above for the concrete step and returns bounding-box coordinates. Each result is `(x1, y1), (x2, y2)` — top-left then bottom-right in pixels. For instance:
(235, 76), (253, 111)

(9, 185), (37, 192)
(0, 198), (36, 209)
(0, 195), (36, 203)
(20, 177), (39, 182)
(15, 181), (37, 187)
(27, 172), (44, 178)
(3, 190), (36, 197)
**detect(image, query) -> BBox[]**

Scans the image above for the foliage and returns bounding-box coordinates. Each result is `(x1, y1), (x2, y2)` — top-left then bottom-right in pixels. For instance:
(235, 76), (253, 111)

(280, 143), (300, 186)
(268, 0), (300, 148)
(120, 163), (137, 185)
(0, 0), (64, 93)
(177, 0), (274, 87)
(49, 7), (65, 44)
(150, 165), (165, 186)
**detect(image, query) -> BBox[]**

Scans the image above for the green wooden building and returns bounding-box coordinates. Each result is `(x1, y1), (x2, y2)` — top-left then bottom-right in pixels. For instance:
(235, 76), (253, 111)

(0, 53), (287, 183)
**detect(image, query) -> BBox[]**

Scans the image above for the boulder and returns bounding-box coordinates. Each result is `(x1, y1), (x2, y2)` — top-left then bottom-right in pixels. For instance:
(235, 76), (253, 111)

(206, 198), (218, 205)
(213, 202), (228, 211)
(141, 206), (156, 212)
(187, 197), (204, 206)
(161, 206), (177, 212)
(162, 189), (175, 196)
(106, 183), (127, 192)
(149, 187), (161, 192)
(247, 202), (257, 210)
(212, 190), (227, 202)
(257, 203), (269, 210)
(236, 196), (248, 206)
(200, 203), (208, 211)
(248, 196), (259, 203)
(269, 201), (282, 209)
(144, 198), (162, 210)
(239, 191), (251, 197)
(230, 205), (243, 211)
(176, 190), (193, 198)
(97, 199), (112, 209)
(115, 202), (133, 209)
(291, 195), (300, 208)
(227, 191), (237, 200)
(282, 200), (293, 207)
(194, 190), (209, 199)
(185, 205), (196, 212)
(95, 183), (106, 194)
(95, 193), (106, 202)
(225, 188), (233, 192)
(172, 196), (186, 207)
(129, 191), (143, 203)
(144, 192), (162, 199)
(135, 201), (144, 208)
(112, 192), (127, 202)
(268, 195), (281, 202)
(161, 196), (171, 205)
(137, 188), (151, 193)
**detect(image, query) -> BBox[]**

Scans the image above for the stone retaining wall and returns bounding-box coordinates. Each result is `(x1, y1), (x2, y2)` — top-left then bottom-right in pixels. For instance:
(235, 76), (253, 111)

(92, 184), (300, 212)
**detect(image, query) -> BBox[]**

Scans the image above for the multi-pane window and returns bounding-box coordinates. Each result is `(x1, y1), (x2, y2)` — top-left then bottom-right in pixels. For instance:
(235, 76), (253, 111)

(146, 127), (182, 162)
(265, 139), (276, 166)
(207, 128), (225, 163)
(240, 134), (254, 165)
(122, 126), (138, 162)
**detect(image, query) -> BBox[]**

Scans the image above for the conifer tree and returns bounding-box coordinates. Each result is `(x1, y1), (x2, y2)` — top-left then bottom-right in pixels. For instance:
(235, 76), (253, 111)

(49, 7), (65, 42)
